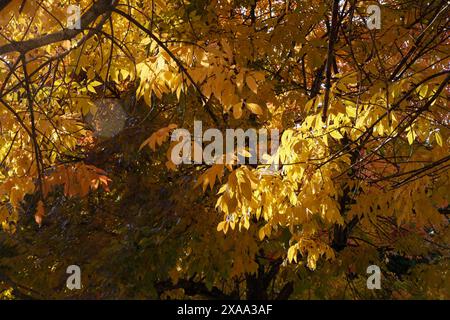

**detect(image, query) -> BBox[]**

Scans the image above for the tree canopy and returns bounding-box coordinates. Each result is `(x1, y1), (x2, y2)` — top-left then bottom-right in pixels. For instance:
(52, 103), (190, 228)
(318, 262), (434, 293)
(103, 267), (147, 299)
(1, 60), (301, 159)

(0, 0), (449, 299)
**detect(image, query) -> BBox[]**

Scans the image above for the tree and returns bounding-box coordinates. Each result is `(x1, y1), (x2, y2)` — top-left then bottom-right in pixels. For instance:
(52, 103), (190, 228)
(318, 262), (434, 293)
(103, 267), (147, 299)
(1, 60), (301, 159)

(0, 0), (448, 299)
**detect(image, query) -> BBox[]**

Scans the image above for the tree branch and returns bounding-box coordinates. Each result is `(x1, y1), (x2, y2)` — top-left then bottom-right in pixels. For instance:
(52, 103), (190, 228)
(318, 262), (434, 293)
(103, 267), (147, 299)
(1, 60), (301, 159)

(0, 0), (116, 55)
(322, 0), (340, 121)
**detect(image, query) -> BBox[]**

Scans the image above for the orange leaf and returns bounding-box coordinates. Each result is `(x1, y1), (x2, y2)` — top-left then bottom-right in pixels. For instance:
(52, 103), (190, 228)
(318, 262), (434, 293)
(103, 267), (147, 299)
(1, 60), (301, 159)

(35, 200), (45, 226)
(246, 75), (258, 94)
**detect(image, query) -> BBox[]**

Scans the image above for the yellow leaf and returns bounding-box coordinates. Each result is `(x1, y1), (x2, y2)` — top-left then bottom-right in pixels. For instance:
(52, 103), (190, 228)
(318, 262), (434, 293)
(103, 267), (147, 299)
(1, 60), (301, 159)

(220, 38), (233, 59)
(406, 128), (415, 145)
(223, 222), (229, 234)
(233, 102), (243, 119)
(246, 102), (263, 115)
(237, 148), (252, 158)
(139, 124), (177, 151)
(90, 81), (103, 87)
(287, 245), (297, 263)
(307, 253), (318, 270)
(252, 72), (265, 82)
(258, 227), (265, 240)
(195, 164), (225, 192)
(87, 85), (96, 93)
(346, 106), (357, 118)
(0, 206), (9, 224)
(435, 131), (443, 147)
(419, 84), (428, 98)
(140, 37), (151, 45)
(305, 98), (315, 112)
(330, 129), (343, 140)
(235, 71), (244, 90)
(217, 221), (225, 232)
(246, 74), (258, 94)
(87, 68), (95, 80)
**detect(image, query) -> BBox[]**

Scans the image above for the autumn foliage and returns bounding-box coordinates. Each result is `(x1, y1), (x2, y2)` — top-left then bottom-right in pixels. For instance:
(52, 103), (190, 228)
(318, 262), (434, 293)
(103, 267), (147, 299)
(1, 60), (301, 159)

(0, 0), (449, 299)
